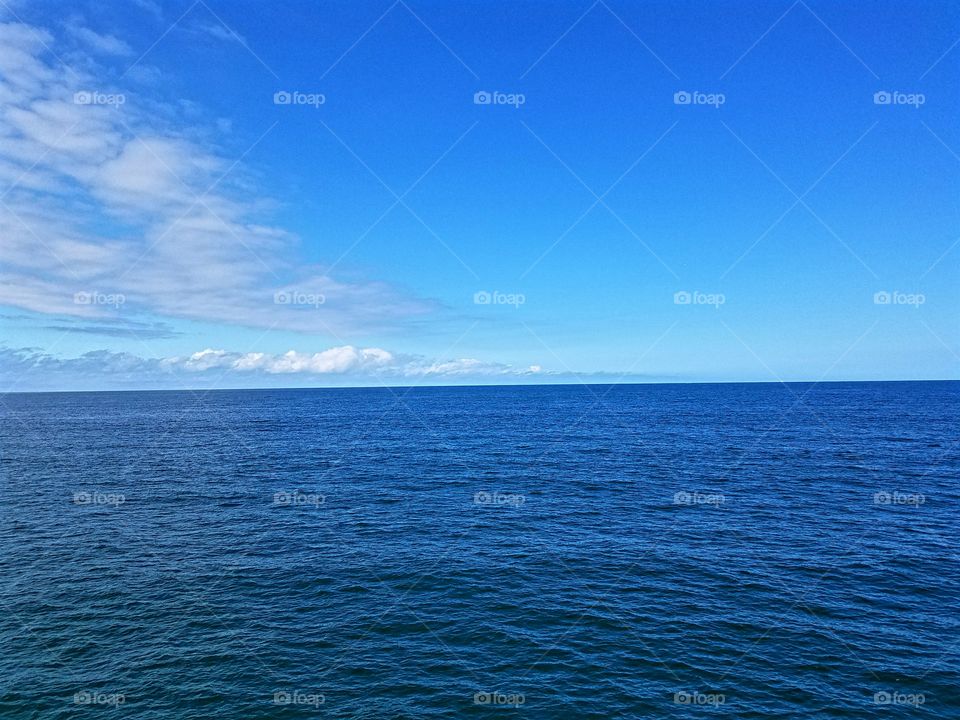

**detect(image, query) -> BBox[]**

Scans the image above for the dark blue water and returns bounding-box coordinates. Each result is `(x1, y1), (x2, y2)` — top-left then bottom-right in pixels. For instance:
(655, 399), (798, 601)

(1, 382), (958, 718)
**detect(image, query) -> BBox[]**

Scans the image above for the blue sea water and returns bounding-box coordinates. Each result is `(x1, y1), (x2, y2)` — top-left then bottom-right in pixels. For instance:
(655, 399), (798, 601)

(0, 381), (958, 718)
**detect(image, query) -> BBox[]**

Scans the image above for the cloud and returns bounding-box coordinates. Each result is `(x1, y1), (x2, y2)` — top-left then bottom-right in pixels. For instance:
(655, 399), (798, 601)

(0, 20), (435, 337)
(0, 345), (545, 390)
(40, 318), (181, 339)
(124, 64), (162, 84)
(175, 347), (397, 374)
(131, 0), (163, 20)
(189, 22), (247, 45)
(66, 26), (133, 56)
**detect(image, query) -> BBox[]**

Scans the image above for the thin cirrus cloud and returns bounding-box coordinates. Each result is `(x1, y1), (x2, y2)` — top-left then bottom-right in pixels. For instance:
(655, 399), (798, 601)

(65, 25), (134, 56)
(0, 19), (435, 338)
(41, 319), (181, 339)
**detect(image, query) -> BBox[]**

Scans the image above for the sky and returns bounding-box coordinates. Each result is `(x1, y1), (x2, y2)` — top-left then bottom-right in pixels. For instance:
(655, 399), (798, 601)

(0, 0), (957, 391)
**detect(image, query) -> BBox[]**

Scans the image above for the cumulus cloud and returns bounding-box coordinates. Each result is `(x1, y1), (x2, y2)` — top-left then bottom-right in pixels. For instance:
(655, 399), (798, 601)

(0, 19), (434, 336)
(0, 346), (545, 391)
(174, 347), (398, 374)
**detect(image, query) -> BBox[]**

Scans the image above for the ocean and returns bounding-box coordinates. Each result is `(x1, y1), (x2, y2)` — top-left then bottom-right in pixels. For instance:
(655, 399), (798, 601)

(1, 381), (957, 718)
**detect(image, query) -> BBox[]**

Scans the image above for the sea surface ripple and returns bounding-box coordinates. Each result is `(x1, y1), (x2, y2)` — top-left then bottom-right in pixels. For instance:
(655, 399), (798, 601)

(1, 382), (958, 718)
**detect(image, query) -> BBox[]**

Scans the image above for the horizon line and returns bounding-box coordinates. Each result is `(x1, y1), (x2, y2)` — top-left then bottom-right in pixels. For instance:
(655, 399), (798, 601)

(3, 377), (957, 396)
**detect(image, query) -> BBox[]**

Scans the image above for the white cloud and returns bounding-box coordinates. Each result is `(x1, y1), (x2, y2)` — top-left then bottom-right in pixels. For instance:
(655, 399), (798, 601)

(192, 22), (246, 45)
(0, 20), (435, 336)
(66, 26), (133, 56)
(124, 64), (162, 85)
(131, 0), (163, 20)
(0, 345), (545, 390)
(178, 346), (397, 374)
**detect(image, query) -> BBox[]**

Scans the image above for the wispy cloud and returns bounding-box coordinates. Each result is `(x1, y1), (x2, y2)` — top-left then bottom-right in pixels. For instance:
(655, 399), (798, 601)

(131, 0), (163, 21)
(66, 26), (133, 56)
(40, 318), (181, 339)
(0, 19), (434, 337)
(186, 21), (247, 45)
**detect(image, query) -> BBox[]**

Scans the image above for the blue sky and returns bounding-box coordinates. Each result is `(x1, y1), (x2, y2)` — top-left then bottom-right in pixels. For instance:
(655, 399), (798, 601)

(0, 0), (957, 390)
